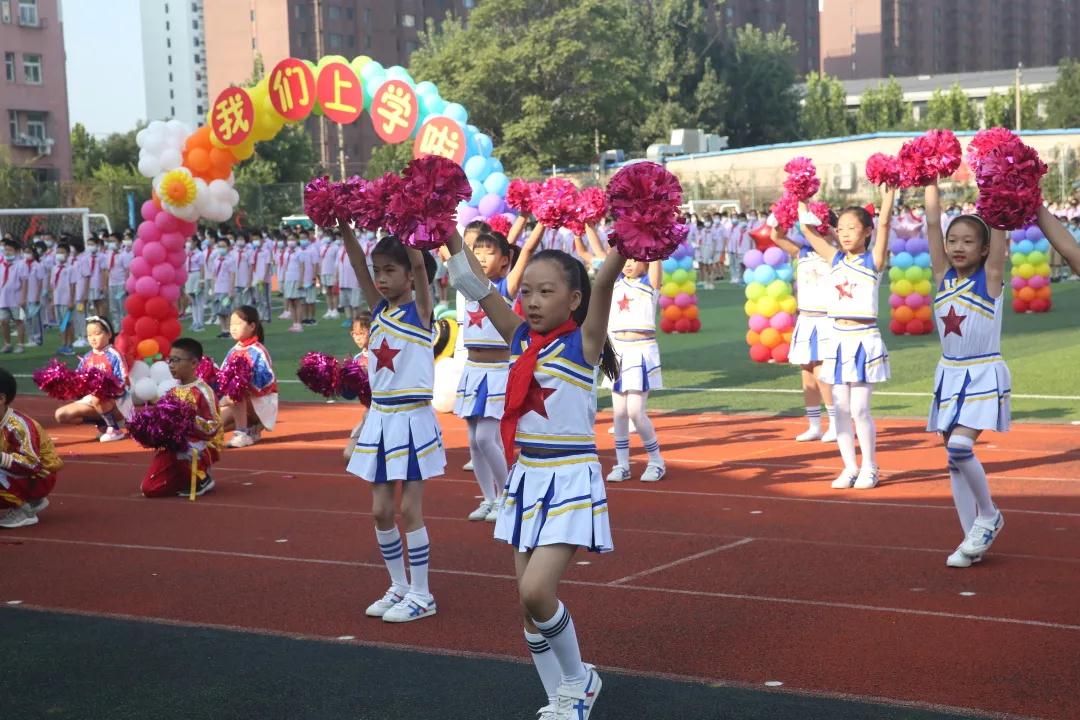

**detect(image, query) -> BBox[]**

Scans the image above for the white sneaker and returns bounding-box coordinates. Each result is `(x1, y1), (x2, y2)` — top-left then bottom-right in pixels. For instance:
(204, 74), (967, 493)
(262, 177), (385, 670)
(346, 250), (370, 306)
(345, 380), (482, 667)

(831, 468), (858, 489)
(640, 463), (666, 482)
(820, 426), (837, 443)
(227, 431), (255, 448)
(795, 426), (822, 442)
(0, 505), (38, 529)
(946, 546), (983, 568)
(73, 338), (89, 348)
(554, 665), (602, 720)
(485, 497), (502, 522)
(279, 311), (292, 319)
(12, 344), (23, 354)
(959, 511), (1004, 557)
(364, 586), (407, 618)
(99, 427), (126, 443)
(462, 459), (474, 471)
(382, 592), (437, 623)
(25, 498), (49, 515)
(322, 310), (333, 319)
(606, 466), (630, 483)
(536, 705), (557, 720)
(853, 466), (879, 489)
(467, 500), (494, 521)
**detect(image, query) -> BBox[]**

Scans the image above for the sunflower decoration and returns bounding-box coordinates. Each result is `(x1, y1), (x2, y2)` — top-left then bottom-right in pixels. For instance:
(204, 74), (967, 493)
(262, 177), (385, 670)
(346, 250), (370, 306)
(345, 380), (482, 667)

(154, 167), (201, 221)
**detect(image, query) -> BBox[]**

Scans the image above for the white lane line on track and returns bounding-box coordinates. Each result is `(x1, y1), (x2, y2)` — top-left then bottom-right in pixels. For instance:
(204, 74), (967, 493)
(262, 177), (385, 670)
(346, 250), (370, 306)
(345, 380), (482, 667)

(608, 538), (755, 585)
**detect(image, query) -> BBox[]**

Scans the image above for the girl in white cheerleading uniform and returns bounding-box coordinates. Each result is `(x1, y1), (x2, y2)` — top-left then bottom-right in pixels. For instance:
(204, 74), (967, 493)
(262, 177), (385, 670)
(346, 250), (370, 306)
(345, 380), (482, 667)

(924, 182), (1008, 568)
(771, 223), (836, 442)
(340, 225), (444, 625)
(603, 257), (665, 482)
(799, 188), (895, 491)
(445, 229), (621, 720)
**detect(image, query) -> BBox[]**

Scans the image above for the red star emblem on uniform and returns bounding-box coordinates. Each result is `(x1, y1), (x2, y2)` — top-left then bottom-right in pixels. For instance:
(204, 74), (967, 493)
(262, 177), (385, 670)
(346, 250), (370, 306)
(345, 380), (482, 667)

(835, 279), (854, 299)
(617, 294), (631, 312)
(466, 307), (487, 327)
(940, 306), (966, 337)
(521, 378), (556, 419)
(371, 338), (401, 372)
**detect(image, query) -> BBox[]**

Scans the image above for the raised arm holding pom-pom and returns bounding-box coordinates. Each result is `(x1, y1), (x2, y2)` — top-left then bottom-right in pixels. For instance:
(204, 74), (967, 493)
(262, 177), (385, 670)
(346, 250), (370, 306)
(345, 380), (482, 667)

(871, 185), (896, 272)
(925, 182), (950, 285)
(1036, 206), (1080, 275)
(341, 224), (381, 311)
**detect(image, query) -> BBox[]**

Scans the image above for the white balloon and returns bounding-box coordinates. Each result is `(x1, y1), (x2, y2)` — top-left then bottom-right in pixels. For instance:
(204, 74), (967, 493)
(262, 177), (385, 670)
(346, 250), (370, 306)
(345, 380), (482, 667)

(159, 147), (183, 171)
(129, 361), (151, 382)
(137, 156), (160, 179)
(133, 377), (159, 404)
(157, 378), (179, 397)
(431, 355), (464, 414)
(149, 360), (173, 383)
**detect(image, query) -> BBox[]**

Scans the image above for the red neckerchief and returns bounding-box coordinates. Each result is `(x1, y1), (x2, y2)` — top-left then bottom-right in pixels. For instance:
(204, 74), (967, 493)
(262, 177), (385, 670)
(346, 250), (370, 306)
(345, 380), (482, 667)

(499, 317), (578, 464)
(239, 336), (259, 348)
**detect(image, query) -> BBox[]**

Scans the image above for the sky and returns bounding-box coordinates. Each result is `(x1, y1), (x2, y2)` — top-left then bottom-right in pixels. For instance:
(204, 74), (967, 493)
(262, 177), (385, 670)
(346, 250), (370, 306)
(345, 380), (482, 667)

(62, 0), (147, 137)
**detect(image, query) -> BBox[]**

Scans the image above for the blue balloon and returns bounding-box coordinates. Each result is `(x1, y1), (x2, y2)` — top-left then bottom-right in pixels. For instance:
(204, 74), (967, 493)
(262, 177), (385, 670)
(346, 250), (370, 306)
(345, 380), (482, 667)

(679, 256), (694, 270)
(893, 251), (914, 269)
(914, 252), (931, 268)
(415, 80), (438, 97)
(474, 133), (493, 158)
(385, 65), (413, 85)
(444, 103), (468, 125)
(776, 265), (794, 282)
(1035, 238), (1050, 253)
(662, 259), (678, 273)
(468, 179), (484, 206)
(1016, 239), (1034, 254)
(488, 157), (504, 174)
(753, 265), (777, 285)
(466, 123), (479, 135)
(483, 171), (509, 196)
(426, 97), (447, 116)
(360, 61), (385, 81)
(464, 155), (489, 182)
(742, 268), (755, 285)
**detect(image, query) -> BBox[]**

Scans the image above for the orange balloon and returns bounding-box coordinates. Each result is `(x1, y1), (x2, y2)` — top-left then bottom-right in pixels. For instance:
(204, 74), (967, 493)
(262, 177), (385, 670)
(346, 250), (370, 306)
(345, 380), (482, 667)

(208, 146), (236, 178)
(1017, 286), (1035, 302)
(185, 125), (212, 152)
(759, 327), (781, 349)
(136, 338), (160, 359)
(150, 188), (162, 209)
(745, 330), (760, 346)
(914, 305), (932, 322)
(682, 305), (699, 320)
(782, 330), (792, 343)
(662, 305), (682, 322)
(893, 305), (914, 323)
(1035, 286), (1052, 300)
(186, 147), (211, 173)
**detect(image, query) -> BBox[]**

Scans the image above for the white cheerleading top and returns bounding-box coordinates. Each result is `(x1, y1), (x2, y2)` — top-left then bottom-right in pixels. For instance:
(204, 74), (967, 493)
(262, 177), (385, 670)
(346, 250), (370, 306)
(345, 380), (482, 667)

(463, 277), (512, 350)
(828, 250), (880, 321)
(510, 325), (597, 455)
(795, 247), (831, 314)
(933, 266), (1003, 360)
(608, 274), (657, 334)
(368, 299), (434, 407)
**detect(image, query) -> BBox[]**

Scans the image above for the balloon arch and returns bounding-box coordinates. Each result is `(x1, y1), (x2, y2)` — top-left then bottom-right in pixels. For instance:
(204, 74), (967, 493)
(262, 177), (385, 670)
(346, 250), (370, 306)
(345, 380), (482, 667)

(124, 54), (507, 362)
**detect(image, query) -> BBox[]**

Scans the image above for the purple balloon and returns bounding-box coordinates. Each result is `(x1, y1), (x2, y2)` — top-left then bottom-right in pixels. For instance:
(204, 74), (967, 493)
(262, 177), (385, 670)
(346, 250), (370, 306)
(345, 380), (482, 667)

(1010, 229), (1026, 242)
(907, 236), (928, 255)
(135, 276), (160, 298)
(151, 263), (176, 285)
(889, 237), (907, 254)
(159, 283), (181, 303)
(477, 193), (503, 218)
(1025, 225), (1042, 241)
(143, 241), (166, 265)
(763, 246), (786, 267)
(457, 205), (480, 225)
(744, 249), (764, 269)
(658, 295), (673, 309)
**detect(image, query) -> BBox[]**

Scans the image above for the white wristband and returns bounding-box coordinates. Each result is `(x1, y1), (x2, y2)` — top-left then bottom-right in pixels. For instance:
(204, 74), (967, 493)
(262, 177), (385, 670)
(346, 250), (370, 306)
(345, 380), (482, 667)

(446, 251), (496, 303)
(799, 208), (823, 227)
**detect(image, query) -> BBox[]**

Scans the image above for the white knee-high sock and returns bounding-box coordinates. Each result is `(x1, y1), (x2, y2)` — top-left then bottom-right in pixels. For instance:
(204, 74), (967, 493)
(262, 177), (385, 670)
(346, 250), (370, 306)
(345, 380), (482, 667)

(805, 405), (822, 431)
(468, 419), (497, 502)
(533, 600), (587, 685)
(628, 392), (662, 464)
(849, 383), (877, 471)
(825, 403), (836, 427)
(474, 417), (508, 499)
(947, 448), (977, 533)
(405, 527), (430, 596)
(946, 435), (996, 520)
(525, 629), (561, 705)
(375, 526), (409, 590)
(832, 384), (858, 472)
(612, 392), (630, 468)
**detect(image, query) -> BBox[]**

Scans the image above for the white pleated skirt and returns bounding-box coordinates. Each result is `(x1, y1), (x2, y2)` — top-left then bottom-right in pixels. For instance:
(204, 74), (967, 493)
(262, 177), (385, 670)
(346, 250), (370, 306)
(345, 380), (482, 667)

(819, 323), (890, 385)
(453, 360), (508, 420)
(788, 313), (830, 366)
(602, 337), (663, 393)
(927, 356), (1011, 433)
(347, 402), (446, 483)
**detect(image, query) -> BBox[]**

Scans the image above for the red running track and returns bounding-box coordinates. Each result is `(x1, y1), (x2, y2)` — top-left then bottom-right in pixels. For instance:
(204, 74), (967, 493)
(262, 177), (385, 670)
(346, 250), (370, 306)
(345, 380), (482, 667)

(3, 397), (1079, 719)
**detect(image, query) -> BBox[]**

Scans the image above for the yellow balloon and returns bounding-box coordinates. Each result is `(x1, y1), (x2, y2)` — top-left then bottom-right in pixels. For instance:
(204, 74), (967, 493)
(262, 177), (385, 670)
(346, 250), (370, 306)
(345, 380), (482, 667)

(1017, 263), (1035, 279)
(745, 283), (765, 301)
(779, 295), (797, 314)
(317, 54), (350, 69)
(679, 281), (696, 296)
(351, 55), (373, 75)
(1035, 262), (1051, 277)
(766, 279), (790, 299)
(893, 279), (913, 296)
(231, 136), (256, 161)
(756, 296), (779, 318)
(744, 300), (757, 317)
(914, 279), (932, 296)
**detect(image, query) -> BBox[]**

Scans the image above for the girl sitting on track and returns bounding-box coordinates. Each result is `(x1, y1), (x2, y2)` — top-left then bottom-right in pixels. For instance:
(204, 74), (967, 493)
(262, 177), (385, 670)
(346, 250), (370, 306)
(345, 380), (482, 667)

(341, 225), (444, 625)
(799, 187), (895, 490)
(219, 306), (278, 448)
(445, 231), (621, 720)
(924, 182), (1008, 568)
(54, 315), (132, 442)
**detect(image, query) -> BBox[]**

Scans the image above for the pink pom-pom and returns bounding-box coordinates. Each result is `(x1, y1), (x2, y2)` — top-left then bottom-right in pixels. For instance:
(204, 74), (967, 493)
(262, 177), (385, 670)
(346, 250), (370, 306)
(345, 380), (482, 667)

(782, 157), (820, 200)
(898, 136), (938, 188)
(770, 192), (799, 232)
(576, 186), (608, 226)
(128, 392), (196, 451)
(384, 156), (471, 250)
(487, 214), (512, 236)
(966, 127), (1018, 174)
(348, 172), (397, 232)
(925, 129), (961, 178)
(33, 359), (80, 401)
(865, 153), (901, 187)
(338, 359), (371, 407)
(605, 162), (685, 261)
(75, 366), (125, 401)
(506, 179), (536, 214)
(533, 177), (580, 230)
(807, 200), (832, 235)
(195, 355), (217, 389)
(303, 176), (338, 229)
(217, 352), (254, 402)
(975, 138), (1048, 230)
(297, 352), (340, 398)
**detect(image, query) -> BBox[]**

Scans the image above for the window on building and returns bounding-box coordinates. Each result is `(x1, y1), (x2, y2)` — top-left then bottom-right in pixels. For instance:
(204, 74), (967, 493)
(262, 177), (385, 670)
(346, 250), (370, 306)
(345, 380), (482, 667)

(192, 1), (197, 11)
(328, 32), (342, 49)
(362, 8), (371, 24)
(170, 89), (174, 99)
(193, 54), (200, 64)
(166, 37), (171, 48)
(165, 20), (170, 30)
(192, 19), (198, 29)
(194, 36), (199, 46)
(169, 72), (173, 81)
(402, 13), (415, 28)
(364, 34), (371, 49)
(197, 104), (203, 115)
(1, 0), (11, 25)
(164, 2), (168, 12)
(3, 52), (14, 82)
(346, 7), (353, 20)
(171, 106), (175, 115)
(328, 5), (340, 20)
(22, 53), (41, 84)
(7, 110), (16, 140)
(195, 72), (200, 81)
(168, 54), (172, 65)
(250, 9), (254, 21)
(25, 111), (45, 140)
(251, 37), (256, 49)
(347, 35), (354, 48)
(294, 5), (300, 18)
(463, 0), (474, 7)
(405, 40), (418, 53)
(18, 0), (37, 26)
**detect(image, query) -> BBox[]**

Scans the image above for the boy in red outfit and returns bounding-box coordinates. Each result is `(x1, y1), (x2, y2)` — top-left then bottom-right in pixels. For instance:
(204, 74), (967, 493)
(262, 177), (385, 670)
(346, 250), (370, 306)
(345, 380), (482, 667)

(0, 367), (62, 528)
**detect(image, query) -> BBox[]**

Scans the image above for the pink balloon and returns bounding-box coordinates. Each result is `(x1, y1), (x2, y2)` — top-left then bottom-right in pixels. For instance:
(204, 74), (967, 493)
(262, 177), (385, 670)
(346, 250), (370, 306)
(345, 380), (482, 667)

(129, 257), (151, 278)
(143, 241), (166, 265)
(1028, 274), (1048, 289)
(160, 231), (185, 252)
(658, 295), (673, 309)
(904, 293), (925, 309)
(125, 276), (137, 294)
(140, 200), (159, 222)
(174, 267), (188, 285)
(137, 221), (161, 244)
(133, 238), (146, 256)
(674, 292), (693, 308)
(167, 250), (186, 267)
(888, 293), (903, 308)
(159, 283), (181, 303)
(1010, 275), (1027, 290)
(154, 211), (180, 232)
(176, 220), (197, 236)
(748, 314), (769, 333)
(151, 263), (176, 285)
(770, 311), (793, 330)
(135, 276), (160, 298)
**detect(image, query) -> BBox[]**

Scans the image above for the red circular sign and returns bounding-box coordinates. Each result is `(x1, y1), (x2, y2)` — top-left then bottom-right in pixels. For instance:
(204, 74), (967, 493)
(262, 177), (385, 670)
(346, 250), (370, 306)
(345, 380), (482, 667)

(269, 58), (316, 121)
(316, 62), (364, 124)
(412, 116), (467, 165)
(370, 79), (419, 144)
(210, 87), (254, 146)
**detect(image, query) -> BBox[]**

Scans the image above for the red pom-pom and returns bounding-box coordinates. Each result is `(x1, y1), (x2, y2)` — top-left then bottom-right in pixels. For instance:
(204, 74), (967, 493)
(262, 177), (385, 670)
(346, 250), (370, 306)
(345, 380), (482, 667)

(605, 162), (686, 261)
(128, 392), (196, 451)
(195, 355), (217, 389)
(898, 136), (938, 188)
(925, 129), (962, 178)
(33, 359), (80, 401)
(384, 156), (471, 250)
(339, 358), (371, 406)
(350, 173), (398, 232)
(808, 200), (832, 235)
(297, 352), (340, 398)
(217, 352), (254, 402)
(974, 138), (1047, 230)
(966, 127), (1018, 174)
(303, 176), (338, 228)
(487, 214), (512, 236)
(533, 177), (580, 230)
(75, 366), (125, 401)
(749, 344), (771, 362)
(506, 179), (536, 214)
(782, 157), (820, 200)
(865, 153), (901, 187)
(770, 192), (799, 231)
(576, 187), (608, 226)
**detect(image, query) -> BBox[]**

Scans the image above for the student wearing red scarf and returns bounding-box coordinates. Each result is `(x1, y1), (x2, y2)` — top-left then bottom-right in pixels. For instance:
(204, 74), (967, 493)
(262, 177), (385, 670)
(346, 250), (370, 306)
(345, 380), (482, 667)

(445, 227), (622, 720)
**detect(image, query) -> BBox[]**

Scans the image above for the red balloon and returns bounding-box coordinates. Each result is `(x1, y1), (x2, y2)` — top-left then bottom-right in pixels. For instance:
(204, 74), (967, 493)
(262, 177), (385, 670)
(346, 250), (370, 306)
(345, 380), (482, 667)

(674, 318), (691, 333)
(659, 318), (676, 334)
(688, 318), (701, 332)
(121, 315), (137, 337)
(889, 319), (906, 335)
(1030, 298), (1049, 312)
(134, 316), (160, 340)
(749, 343), (771, 362)
(114, 333), (131, 359)
(159, 318), (182, 341)
(771, 342), (790, 363)
(125, 294), (146, 317)
(1011, 298), (1029, 313)
(905, 318), (924, 335)
(145, 297), (171, 320)
(750, 223), (773, 251)
(153, 335), (171, 357)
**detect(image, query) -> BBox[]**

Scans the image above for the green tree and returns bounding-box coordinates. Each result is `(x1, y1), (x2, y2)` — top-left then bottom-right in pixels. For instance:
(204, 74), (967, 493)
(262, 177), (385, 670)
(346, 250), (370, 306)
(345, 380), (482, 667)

(70, 123), (103, 181)
(1044, 58), (1080, 128)
(722, 25), (800, 147)
(250, 123), (317, 182)
(982, 90), (1010, 128)
(366, 142), (414, 178)
(925, 83), (977, 130)
(982, 88), (1042, 130)
(98, 125), (143, 169)
(855, 77), (912, 133)
(800, 71), (849, 139)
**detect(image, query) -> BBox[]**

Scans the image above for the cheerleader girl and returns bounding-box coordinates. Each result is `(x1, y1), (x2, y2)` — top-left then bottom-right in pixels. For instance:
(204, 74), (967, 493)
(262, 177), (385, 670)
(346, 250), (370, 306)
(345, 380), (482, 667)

(445, 232), (621, 720)
(54, 315), (133, 442)
(799, 187), (895, 490)
(340, 225), (444, 625)
(218, 306), (278, 448)
(604, 255), (665, 482)
(770, 224), (837, 442)
(924, 183), (1008, 567)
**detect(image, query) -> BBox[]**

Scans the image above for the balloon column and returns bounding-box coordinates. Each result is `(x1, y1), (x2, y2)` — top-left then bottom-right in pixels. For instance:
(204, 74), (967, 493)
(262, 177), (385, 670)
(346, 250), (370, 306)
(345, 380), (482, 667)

(744, 246), (796, 362)
(886, 217), (934, 335)
(1009, 225), (1053, 313)
(658, 241), (700, 334)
